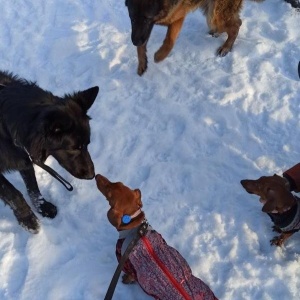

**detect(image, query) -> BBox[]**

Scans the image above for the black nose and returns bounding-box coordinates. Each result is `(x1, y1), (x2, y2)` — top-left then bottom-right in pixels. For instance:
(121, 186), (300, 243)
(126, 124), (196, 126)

(83, 170), (95, 180)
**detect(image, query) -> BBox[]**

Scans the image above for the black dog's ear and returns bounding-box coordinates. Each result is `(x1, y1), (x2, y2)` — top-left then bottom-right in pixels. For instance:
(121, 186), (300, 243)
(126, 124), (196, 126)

(125, 0), (128, 7)
(71, 86), (99, 112)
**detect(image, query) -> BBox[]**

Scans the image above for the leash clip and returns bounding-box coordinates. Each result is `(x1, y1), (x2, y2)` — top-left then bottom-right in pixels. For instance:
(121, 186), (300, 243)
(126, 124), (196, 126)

(138, 220), (149, 237)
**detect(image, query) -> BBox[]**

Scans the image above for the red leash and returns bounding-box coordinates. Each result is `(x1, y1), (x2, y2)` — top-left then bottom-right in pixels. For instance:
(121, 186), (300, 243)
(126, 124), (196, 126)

(141, 236), (192, 300)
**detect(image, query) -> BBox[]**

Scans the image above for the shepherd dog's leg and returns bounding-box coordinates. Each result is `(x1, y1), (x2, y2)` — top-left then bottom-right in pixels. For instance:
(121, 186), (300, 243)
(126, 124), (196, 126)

(154, 17), (185, 63)
(20, 166), (57, 218)
(137, 44), (148, 76)
(0, 174), (40, 233)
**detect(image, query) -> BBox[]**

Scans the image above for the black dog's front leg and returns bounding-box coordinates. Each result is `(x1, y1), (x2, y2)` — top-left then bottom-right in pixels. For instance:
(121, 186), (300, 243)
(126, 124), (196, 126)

(0, 174), (40, 233)
(20, 166), (57, 219)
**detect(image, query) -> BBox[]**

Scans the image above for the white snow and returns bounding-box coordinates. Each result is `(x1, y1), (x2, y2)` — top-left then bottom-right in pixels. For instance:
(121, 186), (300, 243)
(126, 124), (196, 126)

(0, 0), (300, 299)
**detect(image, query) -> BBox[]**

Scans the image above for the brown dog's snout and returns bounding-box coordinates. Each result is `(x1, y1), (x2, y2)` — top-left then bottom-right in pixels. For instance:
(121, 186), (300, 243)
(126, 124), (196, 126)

(95, 173), (111, 197)
(240, 179), (257, 194)
(241, 175), (296, 213)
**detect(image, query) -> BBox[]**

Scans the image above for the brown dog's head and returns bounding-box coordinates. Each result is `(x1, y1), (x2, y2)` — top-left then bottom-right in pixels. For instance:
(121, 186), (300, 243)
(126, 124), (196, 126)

(241, 175), (295, 213)
(125, 0), (164, 46)
(95, 174), (145, 230)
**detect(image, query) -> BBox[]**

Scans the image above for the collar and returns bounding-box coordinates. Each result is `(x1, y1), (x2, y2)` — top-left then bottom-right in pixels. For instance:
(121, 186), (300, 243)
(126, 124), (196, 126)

(119, 219), (152, 239)
(121, 208), (142, 225)
(277, 197), (300, 232)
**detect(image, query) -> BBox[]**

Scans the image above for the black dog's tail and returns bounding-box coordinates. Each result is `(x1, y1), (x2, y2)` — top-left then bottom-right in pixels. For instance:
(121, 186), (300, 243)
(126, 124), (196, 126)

(298, 61), (300, 79)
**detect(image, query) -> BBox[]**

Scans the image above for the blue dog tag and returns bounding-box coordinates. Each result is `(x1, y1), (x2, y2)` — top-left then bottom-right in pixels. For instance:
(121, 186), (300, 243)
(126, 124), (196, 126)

(122, 215), (131, 224)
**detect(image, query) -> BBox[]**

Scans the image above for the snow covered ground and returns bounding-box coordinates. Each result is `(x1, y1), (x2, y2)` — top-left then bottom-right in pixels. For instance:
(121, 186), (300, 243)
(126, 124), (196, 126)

(0, 0), (300, 299)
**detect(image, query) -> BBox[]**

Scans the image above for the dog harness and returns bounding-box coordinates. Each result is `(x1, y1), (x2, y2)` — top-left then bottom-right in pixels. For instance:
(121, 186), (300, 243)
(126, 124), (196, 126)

(116, 222), (218, 300)
(280, 197), (300, 232)
(119, 221), (153, 255)
(269, 197), (300, 232)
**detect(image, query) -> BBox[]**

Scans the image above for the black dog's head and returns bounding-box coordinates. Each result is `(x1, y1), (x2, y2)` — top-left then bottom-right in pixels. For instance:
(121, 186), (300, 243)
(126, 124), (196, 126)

(125, 0), (164, 46)
(29, 86), (99, 180)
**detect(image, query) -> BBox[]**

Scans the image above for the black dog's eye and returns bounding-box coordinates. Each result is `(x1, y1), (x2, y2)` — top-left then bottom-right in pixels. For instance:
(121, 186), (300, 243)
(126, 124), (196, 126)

(54, 127), (62, 134)
(77, 144), (87, 150)
(131, 18), (136, 24)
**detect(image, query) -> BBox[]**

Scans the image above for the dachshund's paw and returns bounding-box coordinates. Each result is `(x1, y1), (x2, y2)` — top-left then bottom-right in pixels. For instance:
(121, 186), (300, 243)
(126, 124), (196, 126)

(122, 273), (136, 284)
(270, 236), (284, 247)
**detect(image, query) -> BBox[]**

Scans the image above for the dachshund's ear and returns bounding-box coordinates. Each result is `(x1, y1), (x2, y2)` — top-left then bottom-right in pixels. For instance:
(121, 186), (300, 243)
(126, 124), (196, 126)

(107, 208), (122, 229)
(262, 189), (277, 213)
(134, 189), (142, 206)
(262, 201), (276, 213)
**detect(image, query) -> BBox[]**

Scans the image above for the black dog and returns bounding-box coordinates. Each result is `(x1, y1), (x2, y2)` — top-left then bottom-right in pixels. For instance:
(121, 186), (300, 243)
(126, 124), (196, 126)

(0, 70), (99, 233)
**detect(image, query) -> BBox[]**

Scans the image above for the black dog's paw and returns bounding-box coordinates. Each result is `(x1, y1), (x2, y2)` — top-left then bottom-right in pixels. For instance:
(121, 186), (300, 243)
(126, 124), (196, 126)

(35, 199), (58, 219)
(14, 210), (40, 234)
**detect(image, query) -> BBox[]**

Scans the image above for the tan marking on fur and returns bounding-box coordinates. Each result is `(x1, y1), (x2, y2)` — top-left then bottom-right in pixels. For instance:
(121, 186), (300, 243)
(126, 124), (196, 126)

(157, 1), (201, 25)
(131, 0), (264, 75)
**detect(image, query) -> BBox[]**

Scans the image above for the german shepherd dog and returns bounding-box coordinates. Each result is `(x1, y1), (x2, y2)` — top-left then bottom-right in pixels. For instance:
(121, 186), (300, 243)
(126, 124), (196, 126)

(0, 71), (99, 233)
(125, 0), (264, 75)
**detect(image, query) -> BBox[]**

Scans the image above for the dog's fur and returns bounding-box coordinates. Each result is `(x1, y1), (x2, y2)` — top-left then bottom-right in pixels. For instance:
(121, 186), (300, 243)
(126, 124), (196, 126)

(125, 0), (265, 75)
(0, 70), (99, 233)
(284, 0), (300, 9)
(241, 175), (300, 246)
(96, 174), (217, 299)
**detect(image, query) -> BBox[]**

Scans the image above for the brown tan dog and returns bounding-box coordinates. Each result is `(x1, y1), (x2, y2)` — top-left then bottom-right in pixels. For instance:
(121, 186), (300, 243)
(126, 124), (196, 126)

(241, 175), (300, 247)
(96, 173), (218, 299)
(125, 0), (265, 75)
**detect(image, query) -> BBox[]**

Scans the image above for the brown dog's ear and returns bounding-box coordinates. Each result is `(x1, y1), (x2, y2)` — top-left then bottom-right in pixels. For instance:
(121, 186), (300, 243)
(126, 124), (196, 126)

(134, 189), (142, 206)
(107, 208), (122, 229)
(262, 189), (277, 213)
